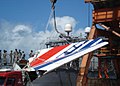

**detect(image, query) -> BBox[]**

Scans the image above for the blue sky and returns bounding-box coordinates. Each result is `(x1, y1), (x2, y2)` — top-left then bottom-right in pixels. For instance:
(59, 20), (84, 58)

(0, 0), (92, 30)
(0, 0), (93, 53)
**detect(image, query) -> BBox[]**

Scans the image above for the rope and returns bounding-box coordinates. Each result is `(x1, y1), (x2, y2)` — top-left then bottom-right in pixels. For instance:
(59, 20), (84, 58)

(53, 6), (59, 34)
(26, 71), (33, 86)
(45, 9), (54, 31)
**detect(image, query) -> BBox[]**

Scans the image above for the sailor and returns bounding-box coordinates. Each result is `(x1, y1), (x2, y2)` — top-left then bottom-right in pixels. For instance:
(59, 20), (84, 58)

(3, 50), (7, 65)
(0, 50), (2, 63)
(18, 49), (22, 60)
(14, 49), (18, 62)
(9, 50), (13, 64)
(0, 50), (1, 57)
(21, 51), (25, 60)
(29, 50), (34, 58)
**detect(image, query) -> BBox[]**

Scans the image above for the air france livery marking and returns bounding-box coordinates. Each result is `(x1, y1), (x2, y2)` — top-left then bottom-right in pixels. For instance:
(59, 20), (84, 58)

(28, 38), (108, 74)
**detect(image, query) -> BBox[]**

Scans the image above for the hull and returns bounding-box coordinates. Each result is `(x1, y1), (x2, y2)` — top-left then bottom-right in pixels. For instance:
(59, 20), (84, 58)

(31, 68), (78, 86)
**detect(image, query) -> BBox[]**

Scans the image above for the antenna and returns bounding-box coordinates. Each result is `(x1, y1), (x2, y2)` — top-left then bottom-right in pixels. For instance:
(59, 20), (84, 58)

(65, 24), (72, 36)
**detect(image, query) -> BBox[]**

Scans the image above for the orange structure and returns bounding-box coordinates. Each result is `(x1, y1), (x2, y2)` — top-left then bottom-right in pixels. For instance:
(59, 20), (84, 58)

(76, 0), (120, 86)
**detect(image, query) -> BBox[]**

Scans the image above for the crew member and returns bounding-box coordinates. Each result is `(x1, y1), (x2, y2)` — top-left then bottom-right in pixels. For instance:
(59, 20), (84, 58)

(14, 49), (18, 62)
(21, 51), (25, 59)
(0, 50), (2, 63)
(18, 49), (22, 60)
(9, 50), (13, 64)
(3, 50), (7, 65)
(29, 50), (34, 58)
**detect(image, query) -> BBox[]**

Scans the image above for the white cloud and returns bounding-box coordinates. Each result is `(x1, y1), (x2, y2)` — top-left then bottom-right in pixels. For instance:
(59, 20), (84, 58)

(13, 25), (32, 35)
(50, 16), (77, 34)
(0, 16), (85, 57)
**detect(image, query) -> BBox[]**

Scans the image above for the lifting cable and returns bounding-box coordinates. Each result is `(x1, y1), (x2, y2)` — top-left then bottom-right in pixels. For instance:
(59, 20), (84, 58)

(52, 4), (60, 34)
(53, 6), (71, 44)
(50, 0), (60, 34)
(50, 0), (73, 44)
(45, 9), (53, 31)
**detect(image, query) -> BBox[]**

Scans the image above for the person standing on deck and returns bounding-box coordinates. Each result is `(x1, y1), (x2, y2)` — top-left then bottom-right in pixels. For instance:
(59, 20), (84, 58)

(21, 51), (25, 60)
(9, 50), (13, 64)
(0, 50), (2, 63)
(3, 50), (7, 65)
(29, 50), (34, 58)
(18, 49), (22, 60)
(14, 49), (18, 62)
